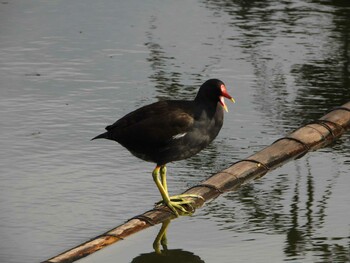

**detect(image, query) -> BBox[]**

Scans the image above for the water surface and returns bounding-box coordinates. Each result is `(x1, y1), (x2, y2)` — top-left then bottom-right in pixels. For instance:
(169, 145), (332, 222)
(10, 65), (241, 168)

(0, 0), (349, 262)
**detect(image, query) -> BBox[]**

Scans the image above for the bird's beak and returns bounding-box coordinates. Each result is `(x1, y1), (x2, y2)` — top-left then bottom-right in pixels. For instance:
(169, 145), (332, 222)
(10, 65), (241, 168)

(219, 85), (235, 112)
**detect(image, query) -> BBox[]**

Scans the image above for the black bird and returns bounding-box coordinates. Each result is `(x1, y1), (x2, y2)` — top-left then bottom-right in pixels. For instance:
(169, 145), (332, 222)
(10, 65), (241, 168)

(92, 79), (235, 216)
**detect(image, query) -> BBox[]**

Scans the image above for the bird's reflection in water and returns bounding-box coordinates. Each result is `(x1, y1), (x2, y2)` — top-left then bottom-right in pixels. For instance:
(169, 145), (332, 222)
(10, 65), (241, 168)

(153, 219), (171, 254)
(131, 220), (205, 263)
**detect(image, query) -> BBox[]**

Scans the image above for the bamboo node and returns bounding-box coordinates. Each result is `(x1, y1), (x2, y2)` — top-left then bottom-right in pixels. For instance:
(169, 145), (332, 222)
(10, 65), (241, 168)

(129, 214), (156, 226)
(272, 137), (310, 159)
(186, 183), (224, 194)
(307, 119), (343, 140)
(326, 106), (350, 114)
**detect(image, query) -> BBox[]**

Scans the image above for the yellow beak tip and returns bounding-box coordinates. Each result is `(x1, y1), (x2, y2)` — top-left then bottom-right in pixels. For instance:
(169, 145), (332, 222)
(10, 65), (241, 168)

(231, 97), (236, 103)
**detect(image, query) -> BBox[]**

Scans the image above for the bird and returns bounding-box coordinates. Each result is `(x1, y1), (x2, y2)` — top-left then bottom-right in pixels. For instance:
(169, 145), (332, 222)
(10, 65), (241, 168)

(92, 79), (235, 216)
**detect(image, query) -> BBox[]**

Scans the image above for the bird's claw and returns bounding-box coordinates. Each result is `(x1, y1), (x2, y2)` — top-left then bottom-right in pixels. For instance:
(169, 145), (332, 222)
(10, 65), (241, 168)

(155, 194), (204, 216)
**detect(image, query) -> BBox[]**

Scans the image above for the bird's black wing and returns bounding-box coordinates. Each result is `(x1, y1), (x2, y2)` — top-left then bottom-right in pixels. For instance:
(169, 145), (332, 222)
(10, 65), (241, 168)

(105, 100), (194, 146)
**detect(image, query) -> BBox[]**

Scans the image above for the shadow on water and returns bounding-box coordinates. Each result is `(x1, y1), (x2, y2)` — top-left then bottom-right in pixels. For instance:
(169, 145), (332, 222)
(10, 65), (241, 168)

(291, 0), (350, 120)
(131, 249), (204, 263)
(203, 0), (350, 125)
(145, 15), (200, 101)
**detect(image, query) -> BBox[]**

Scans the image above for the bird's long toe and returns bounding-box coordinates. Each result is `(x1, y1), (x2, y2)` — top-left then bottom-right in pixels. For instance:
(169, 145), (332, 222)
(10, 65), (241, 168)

(156, 194), (204, 216)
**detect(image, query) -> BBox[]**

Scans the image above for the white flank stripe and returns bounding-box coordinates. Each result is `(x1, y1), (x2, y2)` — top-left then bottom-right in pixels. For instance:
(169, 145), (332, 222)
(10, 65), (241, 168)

(172, 132), (187, 140)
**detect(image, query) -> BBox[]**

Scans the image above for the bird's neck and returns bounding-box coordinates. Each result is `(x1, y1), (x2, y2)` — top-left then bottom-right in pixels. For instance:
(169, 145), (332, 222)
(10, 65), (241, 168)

(194, 99), (222, 119)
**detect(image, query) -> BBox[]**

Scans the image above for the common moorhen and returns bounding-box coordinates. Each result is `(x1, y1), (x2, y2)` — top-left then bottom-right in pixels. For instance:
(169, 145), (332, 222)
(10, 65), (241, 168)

(92, 79), (235, 216)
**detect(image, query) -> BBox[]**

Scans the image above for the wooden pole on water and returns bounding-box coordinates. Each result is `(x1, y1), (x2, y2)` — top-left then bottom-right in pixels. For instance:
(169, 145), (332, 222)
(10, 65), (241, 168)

(43, 102), (350, 263)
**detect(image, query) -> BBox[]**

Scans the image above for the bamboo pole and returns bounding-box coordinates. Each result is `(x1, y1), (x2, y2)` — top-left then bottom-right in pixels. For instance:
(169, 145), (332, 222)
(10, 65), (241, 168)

(43, 102), (350, 263)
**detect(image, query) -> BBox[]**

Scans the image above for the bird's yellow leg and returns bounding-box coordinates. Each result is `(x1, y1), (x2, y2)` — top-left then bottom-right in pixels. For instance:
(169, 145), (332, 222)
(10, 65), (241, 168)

(153, 166), (183, 216)
(153, 165), (204, 216)
(160, 165), (168, 194)
(160, 165), (204, 203)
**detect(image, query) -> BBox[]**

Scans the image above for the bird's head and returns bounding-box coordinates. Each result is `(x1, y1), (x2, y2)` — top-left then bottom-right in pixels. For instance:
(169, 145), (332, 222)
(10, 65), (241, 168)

(195, 79), (235, 112)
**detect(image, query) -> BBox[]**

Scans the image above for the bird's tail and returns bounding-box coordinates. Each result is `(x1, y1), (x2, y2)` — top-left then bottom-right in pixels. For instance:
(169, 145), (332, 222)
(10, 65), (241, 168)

(91, 132), (108, 141)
